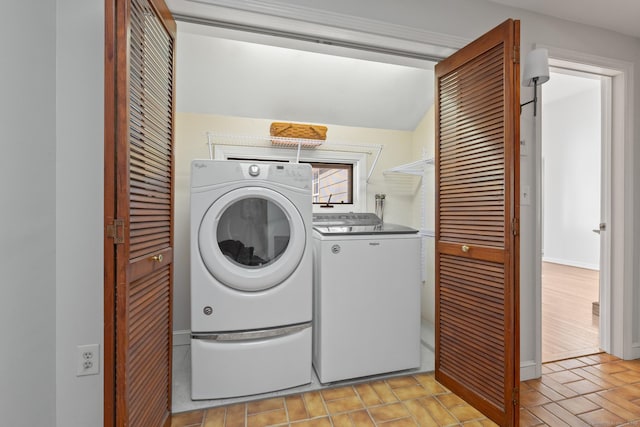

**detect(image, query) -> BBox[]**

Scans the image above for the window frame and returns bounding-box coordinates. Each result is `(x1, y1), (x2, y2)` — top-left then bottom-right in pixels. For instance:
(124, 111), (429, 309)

(215, 145), (367, 213)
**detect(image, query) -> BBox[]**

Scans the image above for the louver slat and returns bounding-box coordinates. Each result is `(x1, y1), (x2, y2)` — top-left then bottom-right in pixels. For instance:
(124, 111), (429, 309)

(435, 19), (519, 426)
(127, 0), (174, 263)
(439, 46), (504, 247)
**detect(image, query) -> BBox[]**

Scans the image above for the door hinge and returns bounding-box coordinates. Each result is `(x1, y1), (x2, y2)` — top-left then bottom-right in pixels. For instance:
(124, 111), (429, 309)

(511, 217), (519, 236)
(512, 387), (519, 406)
(106, 219), (125, 244)
(513, 46), (520, 64)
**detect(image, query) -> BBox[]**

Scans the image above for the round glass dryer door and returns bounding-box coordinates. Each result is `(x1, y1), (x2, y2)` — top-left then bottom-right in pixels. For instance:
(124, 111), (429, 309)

(198, 186), (306, 291)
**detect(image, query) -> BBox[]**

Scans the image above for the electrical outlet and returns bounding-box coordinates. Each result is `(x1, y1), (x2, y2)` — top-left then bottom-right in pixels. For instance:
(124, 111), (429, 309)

(76, 344), (100, 376)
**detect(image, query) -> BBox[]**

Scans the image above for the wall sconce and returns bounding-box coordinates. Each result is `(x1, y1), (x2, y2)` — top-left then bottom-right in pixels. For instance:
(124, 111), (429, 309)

(520, 48), (550, 116)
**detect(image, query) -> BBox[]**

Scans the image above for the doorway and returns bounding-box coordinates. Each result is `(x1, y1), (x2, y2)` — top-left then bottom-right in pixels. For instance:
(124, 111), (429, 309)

(540, 68), (609, 362)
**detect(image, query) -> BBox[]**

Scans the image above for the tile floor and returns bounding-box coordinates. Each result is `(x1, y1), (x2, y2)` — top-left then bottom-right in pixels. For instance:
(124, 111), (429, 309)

(171, 352), (640, 427)
(172, 321), (436, 414)
(520, 352), (640, 426)
(170, 372), (496, 427)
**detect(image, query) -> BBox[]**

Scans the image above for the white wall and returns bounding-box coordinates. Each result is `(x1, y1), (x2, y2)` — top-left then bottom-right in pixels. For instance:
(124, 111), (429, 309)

(173, 113), (416, 334)
(411, 108), (436, 324)
(542, 82), (601, 269)
(55, 0), (105, 425)
(1, 2), (57, 425)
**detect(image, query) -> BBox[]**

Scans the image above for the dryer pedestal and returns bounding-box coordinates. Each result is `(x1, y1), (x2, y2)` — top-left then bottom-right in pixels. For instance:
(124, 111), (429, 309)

(191, 324), (311, 400)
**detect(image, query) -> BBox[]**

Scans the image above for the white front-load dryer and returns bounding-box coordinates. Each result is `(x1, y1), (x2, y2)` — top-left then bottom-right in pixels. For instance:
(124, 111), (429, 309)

(190, 160), (312, 399)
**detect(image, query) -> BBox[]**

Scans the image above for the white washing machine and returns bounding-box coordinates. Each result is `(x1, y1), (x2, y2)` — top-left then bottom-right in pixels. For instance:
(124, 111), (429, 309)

(190, 159), (313, 399)
(312, 213), (421, 384)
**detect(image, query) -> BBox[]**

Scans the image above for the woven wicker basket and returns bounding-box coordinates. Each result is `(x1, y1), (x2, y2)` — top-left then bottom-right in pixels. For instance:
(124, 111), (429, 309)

(270, 122), (327, 147)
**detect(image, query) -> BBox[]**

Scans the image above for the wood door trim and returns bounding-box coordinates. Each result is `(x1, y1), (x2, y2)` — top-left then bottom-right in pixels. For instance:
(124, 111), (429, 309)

(104, 0), (117, 425)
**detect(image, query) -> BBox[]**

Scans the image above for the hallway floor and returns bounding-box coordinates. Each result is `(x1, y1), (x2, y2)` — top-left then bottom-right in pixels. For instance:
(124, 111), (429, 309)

(542, 262), (600, 362)
(171, 353), (640, 426)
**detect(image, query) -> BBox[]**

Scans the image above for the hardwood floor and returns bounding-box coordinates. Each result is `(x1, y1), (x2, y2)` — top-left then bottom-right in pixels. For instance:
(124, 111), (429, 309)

(171, 353), (640, 426)
(542, 262), (600, 362)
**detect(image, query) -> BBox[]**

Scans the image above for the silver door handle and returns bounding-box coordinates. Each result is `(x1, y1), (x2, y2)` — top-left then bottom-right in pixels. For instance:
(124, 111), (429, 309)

(593, 223), (606, 234)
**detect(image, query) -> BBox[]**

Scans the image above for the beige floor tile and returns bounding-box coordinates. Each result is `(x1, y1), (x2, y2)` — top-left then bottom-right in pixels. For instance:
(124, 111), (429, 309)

(246, 408), (288, 427)
(556, 358), (588, 370)
(303, 391), (327, 418)
(369, 402), (411, 423)
(519, 408), (544, 427)
(520, 389), (552, 408)
(203, 407), (226, 427)
(436, 392), (468, 409)
(564, 379), (603, 395)
(371, 380), (400, 403)
(285, 395), (309, 422)
(578, 408), (626, 426)
(403, 398), (438, 426)
(555, 396), (600, 415)
(546, 369), (584, 384)
(321, 386), (355, 401)
(171, 410), (204, 427)
(330, 413), (354, 427)
(348, 410), (376, 427)
(354, 383), (383, 406)
(541, 402), (591, 427)
(393, 384), (431, 400)
(387, 376), (420, 389)
(378, 417), (419, 426)
(290, 417), (332, 427)
(324, 395), (364, 414)
(418, 396), (458, 426)
(246, 397), (284, 415)
(449, 404), (486, 423)
(223, 404), (246, 427)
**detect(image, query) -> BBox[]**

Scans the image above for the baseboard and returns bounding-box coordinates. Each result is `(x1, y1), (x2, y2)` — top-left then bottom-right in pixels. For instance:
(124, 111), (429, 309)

(520, 360), (538, 381)
(173, 330), (191, 346)
(542, 257), (599, 271)
(630, 343), (640, 360)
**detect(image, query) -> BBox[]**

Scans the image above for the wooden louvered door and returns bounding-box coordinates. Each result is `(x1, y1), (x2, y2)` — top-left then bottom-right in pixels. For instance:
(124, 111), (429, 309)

(434, 19), (520, 426)
(105, 0), (176, 425)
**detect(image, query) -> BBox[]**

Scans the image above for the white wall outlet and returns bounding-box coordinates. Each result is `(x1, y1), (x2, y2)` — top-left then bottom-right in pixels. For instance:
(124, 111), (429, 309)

(520, 139), (528, 156)
(76, 344), (100, 376)
(521, 185), (531, 206)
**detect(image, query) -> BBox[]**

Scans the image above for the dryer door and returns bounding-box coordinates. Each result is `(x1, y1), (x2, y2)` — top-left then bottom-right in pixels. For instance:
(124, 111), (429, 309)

(199, 186), (306, 291)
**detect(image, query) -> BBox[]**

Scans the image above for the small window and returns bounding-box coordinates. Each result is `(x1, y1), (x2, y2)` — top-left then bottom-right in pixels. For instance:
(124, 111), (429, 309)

(309, 162), (353, 205)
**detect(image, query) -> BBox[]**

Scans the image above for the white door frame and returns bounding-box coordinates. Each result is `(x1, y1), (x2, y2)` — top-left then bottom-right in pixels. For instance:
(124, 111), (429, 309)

(534, 44), (635, 365)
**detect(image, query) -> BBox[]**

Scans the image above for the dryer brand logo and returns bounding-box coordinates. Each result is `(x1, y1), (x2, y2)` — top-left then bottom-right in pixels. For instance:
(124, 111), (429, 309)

(193, 163), (208, 169)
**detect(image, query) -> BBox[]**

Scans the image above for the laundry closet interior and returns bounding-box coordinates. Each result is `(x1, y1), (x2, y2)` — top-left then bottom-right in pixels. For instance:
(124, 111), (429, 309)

(171, 19), (441, 412)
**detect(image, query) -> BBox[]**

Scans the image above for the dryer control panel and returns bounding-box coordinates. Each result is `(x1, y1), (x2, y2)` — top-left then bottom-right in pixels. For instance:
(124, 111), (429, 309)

(191, 159), (311, 190)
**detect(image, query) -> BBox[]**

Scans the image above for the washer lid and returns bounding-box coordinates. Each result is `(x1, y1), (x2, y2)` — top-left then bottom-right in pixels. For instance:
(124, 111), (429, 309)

(198, 186), (306, 292)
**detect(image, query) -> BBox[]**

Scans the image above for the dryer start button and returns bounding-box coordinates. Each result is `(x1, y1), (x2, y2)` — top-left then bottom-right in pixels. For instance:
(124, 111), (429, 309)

(248, 164), (260, 177)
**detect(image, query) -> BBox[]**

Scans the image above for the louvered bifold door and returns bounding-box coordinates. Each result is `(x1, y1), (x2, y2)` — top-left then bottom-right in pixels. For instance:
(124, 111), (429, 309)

(434, 20), (520, 427)
(113, 0), (176, 425)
